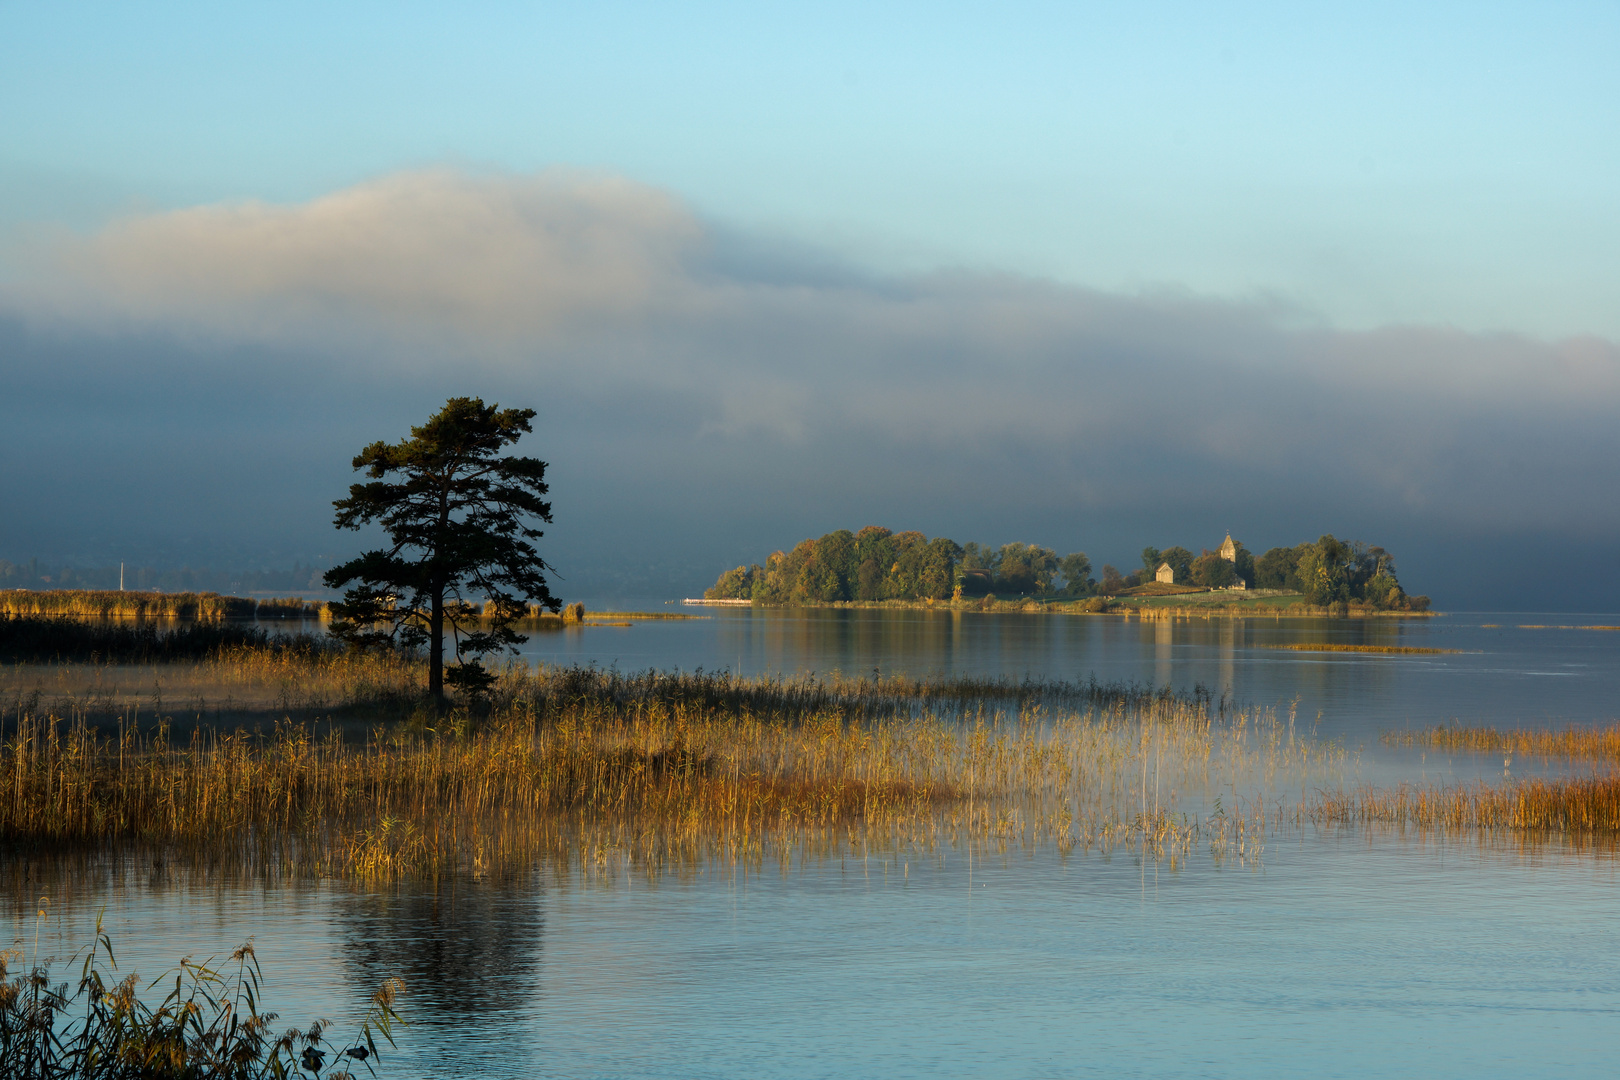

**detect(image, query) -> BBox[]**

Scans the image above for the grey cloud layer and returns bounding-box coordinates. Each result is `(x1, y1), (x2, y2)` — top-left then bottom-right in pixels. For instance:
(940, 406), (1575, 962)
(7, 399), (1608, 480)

(5, 169), (1619, 605)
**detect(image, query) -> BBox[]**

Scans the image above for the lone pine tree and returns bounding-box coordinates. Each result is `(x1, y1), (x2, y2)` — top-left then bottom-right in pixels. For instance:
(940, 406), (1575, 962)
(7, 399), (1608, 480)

(324, 397), (559, 700)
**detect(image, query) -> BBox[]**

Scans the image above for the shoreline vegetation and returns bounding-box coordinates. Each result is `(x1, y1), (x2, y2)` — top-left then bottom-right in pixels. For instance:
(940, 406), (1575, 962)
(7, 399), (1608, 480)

(1385, 724), (1620, 759)
(1259, 643), (1464, 655)
(688, 592), (1436, 619)
(3, 633), (1619, 892)
(0, 922), (404, 1078)
(703, 526), (1431, 618)
(0, 591), (698, 627)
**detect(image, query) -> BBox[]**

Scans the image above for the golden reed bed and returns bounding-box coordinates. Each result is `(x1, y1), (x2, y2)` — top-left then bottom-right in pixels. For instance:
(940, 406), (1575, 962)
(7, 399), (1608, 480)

(1386, 722), (1620, 759)
(1311, 776), (1620, 833)
(4, 639), (1617, 883)
(0, 654), (1343, 880)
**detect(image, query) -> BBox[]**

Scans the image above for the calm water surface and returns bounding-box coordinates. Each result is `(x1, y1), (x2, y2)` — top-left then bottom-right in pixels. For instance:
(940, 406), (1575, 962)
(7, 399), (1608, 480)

(11, 607), (1620, 1077)
(527, 605), (1620, 738)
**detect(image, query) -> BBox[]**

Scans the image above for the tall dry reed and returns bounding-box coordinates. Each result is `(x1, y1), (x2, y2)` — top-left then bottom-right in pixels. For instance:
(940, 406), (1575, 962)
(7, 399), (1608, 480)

(0, 664), (1333, 881)
(1386, 723), (1620, 760)
(1310, 775), (1620, 834)
(0, 591), (322, 621)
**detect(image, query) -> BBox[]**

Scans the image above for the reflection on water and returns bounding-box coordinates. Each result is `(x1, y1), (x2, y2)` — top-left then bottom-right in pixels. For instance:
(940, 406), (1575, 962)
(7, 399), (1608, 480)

(8, 609), (1620, 1076)
(339, 885), (545, 1061)
(521, 607), (1620, 744)
(10, 836), (1620, 1079)
(340, 888), (543, 1018)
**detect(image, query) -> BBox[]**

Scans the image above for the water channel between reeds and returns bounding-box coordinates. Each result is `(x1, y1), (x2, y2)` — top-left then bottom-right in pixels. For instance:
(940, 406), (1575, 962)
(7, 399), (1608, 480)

(4, 607), (1619, 1077)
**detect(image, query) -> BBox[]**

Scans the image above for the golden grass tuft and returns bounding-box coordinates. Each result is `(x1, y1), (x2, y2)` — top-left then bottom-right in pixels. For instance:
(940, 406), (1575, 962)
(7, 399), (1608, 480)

(1260, 643), (1461, 655)
(0, 589), (322, 620)
(1312, 775), (1620, 834)
(1386, 722), (1620, 760)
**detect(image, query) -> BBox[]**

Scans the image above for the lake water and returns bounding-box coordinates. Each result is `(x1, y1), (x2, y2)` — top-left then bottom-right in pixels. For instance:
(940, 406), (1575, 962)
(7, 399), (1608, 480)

(526, 603), (1620, 738)
(10, 607), (1620, 1077)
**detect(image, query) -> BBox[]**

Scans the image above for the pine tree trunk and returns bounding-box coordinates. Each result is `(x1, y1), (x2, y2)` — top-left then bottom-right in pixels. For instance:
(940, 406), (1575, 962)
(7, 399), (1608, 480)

(428, 584), (445, 702)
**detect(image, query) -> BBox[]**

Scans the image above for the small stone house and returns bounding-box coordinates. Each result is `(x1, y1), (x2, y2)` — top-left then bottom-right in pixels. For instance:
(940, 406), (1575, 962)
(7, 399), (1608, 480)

(1155, 562), (1175, 584)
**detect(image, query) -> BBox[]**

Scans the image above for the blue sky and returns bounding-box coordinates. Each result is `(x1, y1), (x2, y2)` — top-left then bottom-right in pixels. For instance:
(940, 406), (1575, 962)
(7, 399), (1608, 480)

(5, 1), (1618, 334)
(3, 2), (1619, 607)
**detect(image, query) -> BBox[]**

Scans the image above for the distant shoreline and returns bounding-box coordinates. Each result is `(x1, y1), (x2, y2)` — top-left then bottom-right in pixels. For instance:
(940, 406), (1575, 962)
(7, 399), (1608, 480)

(685, 594), (1439, 619)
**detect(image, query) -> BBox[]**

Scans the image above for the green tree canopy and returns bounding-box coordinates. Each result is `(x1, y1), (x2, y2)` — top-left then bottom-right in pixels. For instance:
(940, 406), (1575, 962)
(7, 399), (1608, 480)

(323, 397), (558, 700)
(1190, 551), (1237, 588)
(1057, 552), (1094, 596)
(994, 543), (1058, 594)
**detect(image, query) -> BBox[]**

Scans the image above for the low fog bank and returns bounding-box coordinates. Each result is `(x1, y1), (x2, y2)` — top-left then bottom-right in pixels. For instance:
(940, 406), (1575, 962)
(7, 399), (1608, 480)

(3, 170), (1618, 612)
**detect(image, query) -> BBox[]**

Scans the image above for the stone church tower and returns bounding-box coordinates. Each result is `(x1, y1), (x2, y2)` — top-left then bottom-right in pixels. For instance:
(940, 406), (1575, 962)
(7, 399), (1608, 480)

(1219, 534), (1238, 561)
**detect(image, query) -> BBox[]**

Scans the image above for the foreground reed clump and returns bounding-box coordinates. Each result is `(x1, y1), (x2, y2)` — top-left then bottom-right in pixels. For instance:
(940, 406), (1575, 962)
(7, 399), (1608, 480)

(0, 919), (402, 1079)
(0, 660), (1329, 880)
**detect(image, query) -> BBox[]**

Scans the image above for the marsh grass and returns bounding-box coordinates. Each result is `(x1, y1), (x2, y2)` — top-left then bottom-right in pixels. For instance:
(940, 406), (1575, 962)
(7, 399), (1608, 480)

(1385, 722), (1620, 760)
(0, 616), (333, 665)
(1310, 722), (1620, 843)
(0, 592), (293, 621)
(1260, 643), (1462, 655)
(0, 916), (402, 1079)
(1311, 775), (1620, 835)
(0, 653), (1338, 881)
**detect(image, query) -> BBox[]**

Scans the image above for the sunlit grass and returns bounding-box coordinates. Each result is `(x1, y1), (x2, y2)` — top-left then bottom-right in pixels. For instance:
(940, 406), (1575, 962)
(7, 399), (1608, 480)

(0, 591), (321, 620)
(1260, 643), (1461, 655)
(1386, 722), (1620, 760)
(1311, 775), (1620, 834)
(0, 654), (1341, 881)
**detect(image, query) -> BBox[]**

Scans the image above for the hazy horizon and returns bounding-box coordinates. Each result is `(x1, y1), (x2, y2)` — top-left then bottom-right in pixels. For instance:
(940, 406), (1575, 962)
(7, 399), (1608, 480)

(5, 4), (1618, 611)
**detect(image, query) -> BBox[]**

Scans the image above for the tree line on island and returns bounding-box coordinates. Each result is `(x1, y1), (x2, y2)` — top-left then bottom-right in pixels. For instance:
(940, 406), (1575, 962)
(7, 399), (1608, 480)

(704, 528), (1428, 610)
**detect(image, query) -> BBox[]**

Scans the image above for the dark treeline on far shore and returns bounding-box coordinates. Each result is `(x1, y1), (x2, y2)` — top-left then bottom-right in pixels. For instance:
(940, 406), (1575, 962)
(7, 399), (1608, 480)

(706, 528), (1429, 611)
(0, 557), (329, 595)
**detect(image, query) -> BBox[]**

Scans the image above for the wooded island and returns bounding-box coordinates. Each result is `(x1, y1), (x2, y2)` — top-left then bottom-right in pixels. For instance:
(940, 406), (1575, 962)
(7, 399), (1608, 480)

(704, 528), (1429, 613)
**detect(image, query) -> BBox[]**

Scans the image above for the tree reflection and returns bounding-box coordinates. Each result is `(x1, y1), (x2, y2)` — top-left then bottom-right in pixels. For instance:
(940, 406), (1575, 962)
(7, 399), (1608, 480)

(339, 884), (544, 1031)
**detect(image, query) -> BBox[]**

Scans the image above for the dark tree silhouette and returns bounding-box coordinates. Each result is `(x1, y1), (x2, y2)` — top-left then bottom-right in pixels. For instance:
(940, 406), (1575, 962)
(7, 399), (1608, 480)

(323, 397), (558, 700)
